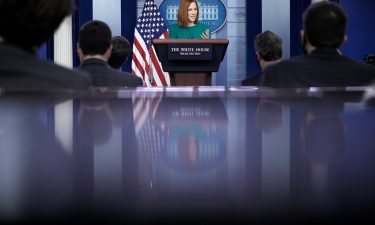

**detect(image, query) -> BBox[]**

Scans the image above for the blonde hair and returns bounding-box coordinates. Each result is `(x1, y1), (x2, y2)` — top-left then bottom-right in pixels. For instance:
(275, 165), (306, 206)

(177, 0), (199, 26)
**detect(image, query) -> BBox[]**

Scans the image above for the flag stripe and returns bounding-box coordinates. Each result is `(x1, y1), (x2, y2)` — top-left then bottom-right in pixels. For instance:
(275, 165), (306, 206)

(133, 30), (153, 85)
(150, 48), (168, 86)
(132, 42), (152, 87)
(132, 54), (145, 80)
(132, 92), (163, 135)
(133, 98), (149, 135)
(133, 31), (149, 76)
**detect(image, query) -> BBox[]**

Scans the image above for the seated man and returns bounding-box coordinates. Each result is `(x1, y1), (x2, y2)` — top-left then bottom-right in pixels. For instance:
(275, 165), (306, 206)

(76, 20), (143, 87)
(108, 36), (131, 70)
(242, 31), (282, 86)
(0, 0), (91, 90)
(260, 2), (375, 88)
(108, 37), (145, 86)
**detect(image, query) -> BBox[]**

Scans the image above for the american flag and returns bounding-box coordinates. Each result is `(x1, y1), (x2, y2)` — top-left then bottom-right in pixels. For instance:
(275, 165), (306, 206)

(132, 0), (170, 87)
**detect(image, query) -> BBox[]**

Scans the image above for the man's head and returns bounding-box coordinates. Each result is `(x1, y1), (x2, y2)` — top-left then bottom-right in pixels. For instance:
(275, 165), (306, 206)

(77, 20), (112, 61)
(0, 0), (74, 53)
(108, 36), (131, 69)
(255, 31), (283, 61)
(254, 31), (283, 70)
(302, 1), (347, 51)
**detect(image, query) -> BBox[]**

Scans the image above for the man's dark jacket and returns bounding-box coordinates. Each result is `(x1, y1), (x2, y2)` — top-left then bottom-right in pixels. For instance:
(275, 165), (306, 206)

(77, 58), (143, 87)
(261, 48), (375, 88)
(0, 43), (92, 90)
(242, 72), (262, 86)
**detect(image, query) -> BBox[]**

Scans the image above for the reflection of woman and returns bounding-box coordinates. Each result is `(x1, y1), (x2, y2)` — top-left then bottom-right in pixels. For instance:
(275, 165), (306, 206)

(169, 0), (210, 39)
(178, 134), (200, 166)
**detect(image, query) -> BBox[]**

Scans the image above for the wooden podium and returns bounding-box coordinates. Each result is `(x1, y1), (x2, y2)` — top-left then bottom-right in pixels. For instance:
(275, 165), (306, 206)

(153, 39), (229, 86)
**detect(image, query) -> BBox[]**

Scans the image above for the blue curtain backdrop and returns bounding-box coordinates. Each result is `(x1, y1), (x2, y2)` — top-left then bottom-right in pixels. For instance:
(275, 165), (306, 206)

(246, 0), (262, 77)
(73, 0), (93, 67)
(37, 38), (54, 60)
(340, 0), (375, 61)
(37, 44), (48, 60)
(290, 0), (311, 57)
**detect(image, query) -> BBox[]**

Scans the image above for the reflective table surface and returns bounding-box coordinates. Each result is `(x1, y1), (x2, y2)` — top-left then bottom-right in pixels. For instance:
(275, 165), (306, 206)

(1, 87), (375, 224)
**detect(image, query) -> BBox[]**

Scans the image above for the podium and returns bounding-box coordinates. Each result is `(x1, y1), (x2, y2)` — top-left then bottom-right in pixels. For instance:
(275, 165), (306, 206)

(153, 39), (229, 86)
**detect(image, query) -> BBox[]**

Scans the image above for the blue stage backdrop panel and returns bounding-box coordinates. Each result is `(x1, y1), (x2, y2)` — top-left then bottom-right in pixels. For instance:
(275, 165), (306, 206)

(262, 0), (291, 59)
(290, 0), (310, 57)
(93, 0), (122, 36)
(38, 44), (48, 60)
(73, 0), (93, 67)
(340, 0), (375, 62)
(121, 1), (137, 72)
(225, 0), (247, 86)
(246, 0), (262, 78)
(38, 38), (54, 61)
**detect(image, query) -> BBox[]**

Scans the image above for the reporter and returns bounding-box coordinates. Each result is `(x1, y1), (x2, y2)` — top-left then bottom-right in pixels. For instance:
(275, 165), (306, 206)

(0, 0), (92, 90)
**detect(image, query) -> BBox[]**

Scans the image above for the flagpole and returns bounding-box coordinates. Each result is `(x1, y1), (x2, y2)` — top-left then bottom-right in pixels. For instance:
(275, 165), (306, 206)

(146, 1), (154, 85)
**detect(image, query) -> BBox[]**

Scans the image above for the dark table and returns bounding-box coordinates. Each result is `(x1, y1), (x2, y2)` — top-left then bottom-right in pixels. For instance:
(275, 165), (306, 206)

(1, 87), (375, 224)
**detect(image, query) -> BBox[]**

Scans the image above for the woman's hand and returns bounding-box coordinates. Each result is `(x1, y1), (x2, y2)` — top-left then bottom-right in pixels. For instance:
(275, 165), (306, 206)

(201, 29), (210, 39)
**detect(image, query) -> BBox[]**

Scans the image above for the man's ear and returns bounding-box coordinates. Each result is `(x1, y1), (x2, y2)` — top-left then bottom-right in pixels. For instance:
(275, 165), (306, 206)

(300, 30), (305, 43)
(256, 52), (261, 61)
(77, 43), (84, 60)
(103, 44), (113, 60)
(342, 35), (348, 45)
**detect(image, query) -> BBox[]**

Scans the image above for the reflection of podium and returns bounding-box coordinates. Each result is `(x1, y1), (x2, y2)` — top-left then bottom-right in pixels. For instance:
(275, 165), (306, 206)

(154, 97), (228, 172)
(153, 39), (229, 86)
(155, 98), (228, 123)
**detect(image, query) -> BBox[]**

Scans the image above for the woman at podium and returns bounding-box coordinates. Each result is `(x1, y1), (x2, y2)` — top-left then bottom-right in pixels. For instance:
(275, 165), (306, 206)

(168, 0), (210, 39)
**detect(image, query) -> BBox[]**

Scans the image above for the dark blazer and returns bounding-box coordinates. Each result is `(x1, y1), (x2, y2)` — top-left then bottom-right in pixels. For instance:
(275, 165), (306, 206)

(0, 43), (92, 90)
(241, 72), (262, 86)
(260, 48), (375, 88)
(77, 58), (143, 87)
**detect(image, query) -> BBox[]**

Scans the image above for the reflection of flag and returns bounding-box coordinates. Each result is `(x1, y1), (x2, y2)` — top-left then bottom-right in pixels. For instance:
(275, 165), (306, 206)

(132, 92), (163, 135)
(132, 92), (164, 188)
(132, 0), (170, 87)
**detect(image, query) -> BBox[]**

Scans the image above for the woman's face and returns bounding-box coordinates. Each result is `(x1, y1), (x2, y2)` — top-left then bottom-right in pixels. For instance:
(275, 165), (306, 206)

(187, 2), (198, 25)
